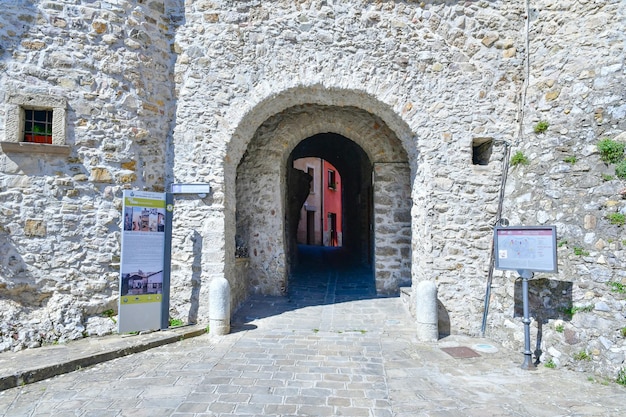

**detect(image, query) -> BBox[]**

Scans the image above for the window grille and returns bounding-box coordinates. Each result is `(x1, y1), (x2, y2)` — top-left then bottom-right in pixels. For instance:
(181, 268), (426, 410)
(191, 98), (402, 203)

(24, 109), (53, 144)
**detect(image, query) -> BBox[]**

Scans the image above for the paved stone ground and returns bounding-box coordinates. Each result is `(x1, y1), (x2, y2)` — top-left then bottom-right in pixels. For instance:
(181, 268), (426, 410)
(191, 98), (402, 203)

(0, 246), (624, 416)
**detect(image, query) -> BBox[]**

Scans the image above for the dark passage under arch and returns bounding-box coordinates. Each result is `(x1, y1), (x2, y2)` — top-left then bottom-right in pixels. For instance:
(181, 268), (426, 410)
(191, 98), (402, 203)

(287, 133), (374, 283)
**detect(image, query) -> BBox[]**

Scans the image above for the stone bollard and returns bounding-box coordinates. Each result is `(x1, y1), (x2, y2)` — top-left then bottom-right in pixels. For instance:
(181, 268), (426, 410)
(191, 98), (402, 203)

(416, 280), (438, 342)
(209, 277), (231, 335)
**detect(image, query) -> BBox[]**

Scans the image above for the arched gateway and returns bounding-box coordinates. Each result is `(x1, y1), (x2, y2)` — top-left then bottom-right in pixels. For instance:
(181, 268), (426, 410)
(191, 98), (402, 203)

(226, 89), (415, 305)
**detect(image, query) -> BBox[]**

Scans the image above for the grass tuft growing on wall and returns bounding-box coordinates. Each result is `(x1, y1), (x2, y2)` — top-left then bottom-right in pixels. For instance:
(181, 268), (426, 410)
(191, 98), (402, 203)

(597, 138), (625, 164)
(511, 151), (529, 166)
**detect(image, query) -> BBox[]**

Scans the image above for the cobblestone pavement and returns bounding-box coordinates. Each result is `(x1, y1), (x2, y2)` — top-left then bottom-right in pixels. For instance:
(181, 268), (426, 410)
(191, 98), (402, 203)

(0, 247), (624, 416)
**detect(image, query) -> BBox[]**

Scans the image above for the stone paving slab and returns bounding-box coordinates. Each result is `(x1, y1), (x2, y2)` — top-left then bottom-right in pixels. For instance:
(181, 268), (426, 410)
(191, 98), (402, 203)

(0, 324), (207, 391)
(1, 245), (625, 416)
(0, 296), (625, 416)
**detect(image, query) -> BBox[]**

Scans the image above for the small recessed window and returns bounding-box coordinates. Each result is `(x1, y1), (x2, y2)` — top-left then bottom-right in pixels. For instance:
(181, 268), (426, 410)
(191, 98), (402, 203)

(307, 167), (315, 193)
(328, 169), (336, 189)
(24, 109), (53, 144)
(1, 93), (69, 155)
(472, 137), (493, 165)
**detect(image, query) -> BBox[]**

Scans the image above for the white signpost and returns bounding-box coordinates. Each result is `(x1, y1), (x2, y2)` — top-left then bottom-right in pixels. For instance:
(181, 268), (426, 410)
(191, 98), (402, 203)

(118, 184), (210, 333)
(118, 190), (167, 333)
(494, 225), (558, 370)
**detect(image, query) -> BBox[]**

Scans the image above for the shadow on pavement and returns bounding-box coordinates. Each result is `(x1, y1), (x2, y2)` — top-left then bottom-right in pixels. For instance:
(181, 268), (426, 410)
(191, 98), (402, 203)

(232, 245), (383, 330)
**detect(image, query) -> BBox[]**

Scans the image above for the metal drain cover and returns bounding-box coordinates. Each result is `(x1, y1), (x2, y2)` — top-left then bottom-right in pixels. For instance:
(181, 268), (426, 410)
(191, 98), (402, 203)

(441, 346), (481, 358)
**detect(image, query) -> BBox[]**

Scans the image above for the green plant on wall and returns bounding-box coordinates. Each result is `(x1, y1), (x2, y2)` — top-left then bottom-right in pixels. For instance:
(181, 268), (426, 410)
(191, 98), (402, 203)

(606, 212), (626, 226)
(573, 305), (594, 314)
(561, 304), (593, 317)
(169, 318), (184, 327)
(534, 120), (549, 134)
(573, 246), (589, 256)
(511, 151), (529, 166)
(544, 358), (557, 369)
(102, 309), (116, 323)
(608, 281), (625, 294)
(564, 156), (577, 164)
(601, 174), (615, 181)
(617, 368), (626, 386)
(597, 138), (625, 164)
(573, 350), (591, 361)
(615, 160), (626, 179)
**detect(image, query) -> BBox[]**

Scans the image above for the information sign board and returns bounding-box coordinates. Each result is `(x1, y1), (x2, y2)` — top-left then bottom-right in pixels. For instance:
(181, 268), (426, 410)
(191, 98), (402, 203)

(118, 190), (166, 333)
(494, 226), (558, 273)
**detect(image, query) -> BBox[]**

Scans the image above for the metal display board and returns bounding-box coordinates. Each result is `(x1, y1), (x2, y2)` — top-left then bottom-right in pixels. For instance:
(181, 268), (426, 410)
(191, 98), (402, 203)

(494, 226), (558, 273)
(118, 184), (209, 333)
(118, 190), (167, 333)
(494, 225), (558, 370)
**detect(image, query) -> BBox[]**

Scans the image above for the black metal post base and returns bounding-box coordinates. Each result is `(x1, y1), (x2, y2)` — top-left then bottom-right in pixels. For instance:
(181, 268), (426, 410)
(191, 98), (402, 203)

(519, 270), (537, 371)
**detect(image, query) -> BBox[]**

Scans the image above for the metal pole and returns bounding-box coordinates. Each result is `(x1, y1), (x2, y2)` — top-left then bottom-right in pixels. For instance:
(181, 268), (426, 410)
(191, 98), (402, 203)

(160, 192), (173, 330)
(480, 255), (495, 336)
(519, 270), (536, 370)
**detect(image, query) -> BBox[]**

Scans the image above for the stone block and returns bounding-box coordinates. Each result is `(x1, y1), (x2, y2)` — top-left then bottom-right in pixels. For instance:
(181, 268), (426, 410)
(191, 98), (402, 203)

(92, 21), (107, 34)
(584, 214), (597, 230)
(90, 168), (113, 183)
(24, 219), (46, 237)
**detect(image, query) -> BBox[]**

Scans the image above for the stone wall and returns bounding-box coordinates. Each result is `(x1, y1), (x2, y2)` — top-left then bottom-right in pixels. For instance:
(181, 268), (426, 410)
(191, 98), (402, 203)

(0, 0), (624, 381)
(373, 162), (412, 293)
(0, 0), (178, 348)
(487, 0), (626, 378)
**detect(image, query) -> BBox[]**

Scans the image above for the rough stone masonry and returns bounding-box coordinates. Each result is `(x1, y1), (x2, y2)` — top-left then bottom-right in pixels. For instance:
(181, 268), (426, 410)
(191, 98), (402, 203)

(0, 0), (625, 380)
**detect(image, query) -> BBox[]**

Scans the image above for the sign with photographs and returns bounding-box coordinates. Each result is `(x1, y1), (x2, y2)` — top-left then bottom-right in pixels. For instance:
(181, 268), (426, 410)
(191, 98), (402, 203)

(118, 190), (167, 333)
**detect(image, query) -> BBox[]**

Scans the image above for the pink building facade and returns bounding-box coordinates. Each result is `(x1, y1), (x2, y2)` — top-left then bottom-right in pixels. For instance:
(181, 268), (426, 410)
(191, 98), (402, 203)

(323, 160), (342, 247)
(293, 158), (342, 247)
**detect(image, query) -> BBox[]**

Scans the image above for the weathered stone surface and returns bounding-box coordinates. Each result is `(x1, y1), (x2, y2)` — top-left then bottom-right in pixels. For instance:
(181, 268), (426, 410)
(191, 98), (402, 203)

(23, 220), (46, 237)
(90, 168), (113, 183)
(0, 0), (624, 381)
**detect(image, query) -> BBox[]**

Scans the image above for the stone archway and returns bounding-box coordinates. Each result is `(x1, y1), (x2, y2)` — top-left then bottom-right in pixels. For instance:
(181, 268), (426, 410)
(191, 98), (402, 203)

(235, 104), (411, 298)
